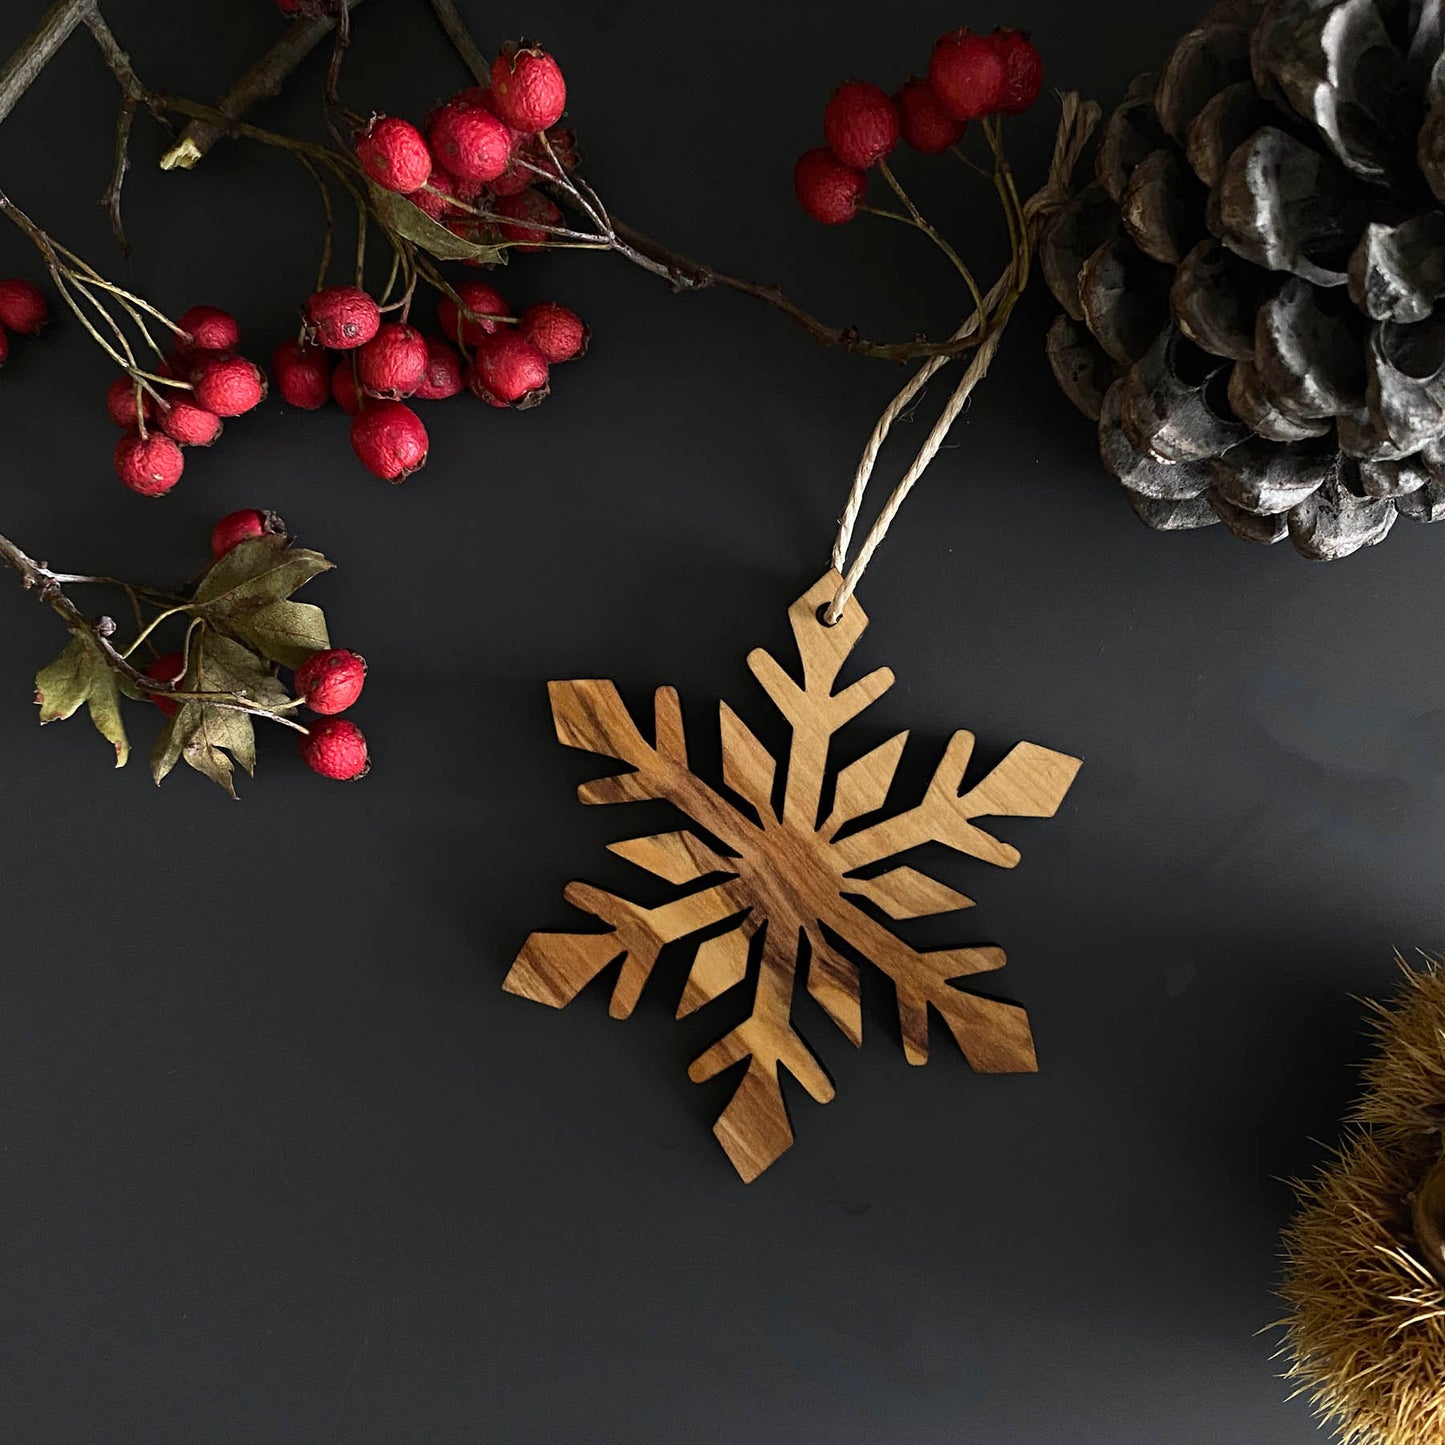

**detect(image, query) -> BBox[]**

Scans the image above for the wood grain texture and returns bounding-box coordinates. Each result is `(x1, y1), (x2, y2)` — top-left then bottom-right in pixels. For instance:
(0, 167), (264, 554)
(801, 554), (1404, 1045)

(505, 572), (1082, 1182)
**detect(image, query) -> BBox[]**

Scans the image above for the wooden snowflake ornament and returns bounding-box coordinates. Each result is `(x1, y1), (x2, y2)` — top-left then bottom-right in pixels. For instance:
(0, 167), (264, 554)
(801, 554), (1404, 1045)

(504, 573), (1082, 1181)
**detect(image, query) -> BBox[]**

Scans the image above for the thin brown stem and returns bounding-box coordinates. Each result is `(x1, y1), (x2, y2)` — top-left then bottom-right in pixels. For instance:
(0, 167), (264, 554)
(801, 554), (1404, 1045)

(0, 0), (90, 129)
(101, 89), (137, 252)
(592, 211), (990, 363)
(324, 0), (363, 144)
(877, 159), (987, 322)
(159, 6), (367, 170)
(427, 0), (489, 85)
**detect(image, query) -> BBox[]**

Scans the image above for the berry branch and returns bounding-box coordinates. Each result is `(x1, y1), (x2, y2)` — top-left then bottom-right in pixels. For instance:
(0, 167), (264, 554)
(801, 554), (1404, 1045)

(0, 518), (372, 791)
(424, 0), (1000, 363)
(7, 0), (1020, 366)
(0, 0), (1091, 793)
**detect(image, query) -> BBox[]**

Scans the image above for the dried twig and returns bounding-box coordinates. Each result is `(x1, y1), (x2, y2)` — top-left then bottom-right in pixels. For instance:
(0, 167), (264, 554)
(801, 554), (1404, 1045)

(0, 0), (90, 129)
(160, 5), (369, 170)
(101, 90), (136, 251)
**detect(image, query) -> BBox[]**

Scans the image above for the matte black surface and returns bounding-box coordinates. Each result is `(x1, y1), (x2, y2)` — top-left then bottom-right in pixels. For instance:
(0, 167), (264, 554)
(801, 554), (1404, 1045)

(0, 2), (1427, 1440)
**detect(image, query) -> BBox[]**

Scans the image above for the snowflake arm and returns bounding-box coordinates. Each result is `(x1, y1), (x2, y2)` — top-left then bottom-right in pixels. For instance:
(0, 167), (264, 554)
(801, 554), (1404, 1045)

(687, 922), (835, 1184)
(833, 730), (1082, 871)
(746, 575), (894, 831)
(505, 878), (749, 1016)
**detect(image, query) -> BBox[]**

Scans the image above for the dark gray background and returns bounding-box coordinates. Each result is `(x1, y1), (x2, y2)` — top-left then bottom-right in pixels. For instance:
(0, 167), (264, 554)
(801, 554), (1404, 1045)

(0, 1), (1428, 1440)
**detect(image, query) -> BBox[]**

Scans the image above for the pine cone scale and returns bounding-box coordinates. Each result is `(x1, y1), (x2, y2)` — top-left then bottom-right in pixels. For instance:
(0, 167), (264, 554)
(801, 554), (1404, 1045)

(1046, 0), (1445, 557)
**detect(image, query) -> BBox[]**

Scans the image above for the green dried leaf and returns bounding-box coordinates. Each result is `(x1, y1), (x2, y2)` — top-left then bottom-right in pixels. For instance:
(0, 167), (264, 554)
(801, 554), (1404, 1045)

(191, 536), (334, 669)
(35, 635), (130, 768)
(149, 627), (292, 795)
(367, 180), (506, 265)
(226, 599), (330, 670)
(193, 535), (332, 610)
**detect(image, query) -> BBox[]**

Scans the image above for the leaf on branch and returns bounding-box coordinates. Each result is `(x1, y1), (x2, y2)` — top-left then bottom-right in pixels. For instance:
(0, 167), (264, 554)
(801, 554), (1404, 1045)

(367, 181), (506, 265)
(34, 635), (130, 768)
(190, 535), (333, 668)
(150, 629), (292, 797)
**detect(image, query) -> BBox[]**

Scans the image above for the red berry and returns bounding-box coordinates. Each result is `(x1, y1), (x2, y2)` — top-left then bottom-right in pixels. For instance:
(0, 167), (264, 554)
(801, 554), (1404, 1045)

(355, 115), (432, 194)
(525, 125), (578, 181)
(301, 717), (369, 780)
(425, 86), (491, 134)
(145, 650), (187, 717)
(412, 335), (465, 400)
(350, 399), (429, 481)
(295, 648), (367, 714)
(487, 145), (536, 198)
(192, 354), (266, 417)
(823, 81), (900, 170)
(271, 339), (332, 409)
(467, 330), (549, 408)
(0, 326), (8, 368)
(895, 76), (966, 154)
(490, 46), (567, 133)
(106, 375), (155, 429)
(356, 322), (429, 399)
(519, 302), (587, 363)
(0, 278), (47, 336)
(437, 281), (509, 347)
(177, 304), (240, 352)
(332, 361), (364, 416)
(162, 348), (196, 382)
(991, 29), (1043, 115)
(412, 168), (466, 220)
(303, 286), (380, 349)
(427, 101), (512, 184)
(794, 148), (867, 225)
(159, 398), (223, 447)
(211, 507), (280, 558)
(495, 188), (562, 252)
(114, 432), (185, 497)
(929, 29), (1006, 121)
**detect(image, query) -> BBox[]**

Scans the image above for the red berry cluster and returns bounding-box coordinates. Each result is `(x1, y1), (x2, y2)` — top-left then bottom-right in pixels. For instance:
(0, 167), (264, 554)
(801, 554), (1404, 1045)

(146, 508), (371, 781)
(351, 42), (573, 256)
(0, 277), (48, 369)
(794, 26), (1043, 224)
(277, 279), (587, 482)
(109, 304), (267, 497)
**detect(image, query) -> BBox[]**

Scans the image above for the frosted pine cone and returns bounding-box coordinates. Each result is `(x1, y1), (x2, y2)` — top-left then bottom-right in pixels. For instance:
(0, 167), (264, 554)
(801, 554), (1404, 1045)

(1044, 0), (1445, 559)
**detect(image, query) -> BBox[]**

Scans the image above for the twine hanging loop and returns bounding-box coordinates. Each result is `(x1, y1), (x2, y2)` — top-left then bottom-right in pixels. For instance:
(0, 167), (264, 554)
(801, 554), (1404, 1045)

(823, 93), (1101, 624)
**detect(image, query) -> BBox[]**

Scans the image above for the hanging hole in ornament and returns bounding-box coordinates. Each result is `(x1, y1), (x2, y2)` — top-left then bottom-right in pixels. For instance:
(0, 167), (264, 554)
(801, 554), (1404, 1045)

(817, 602), (843, 628)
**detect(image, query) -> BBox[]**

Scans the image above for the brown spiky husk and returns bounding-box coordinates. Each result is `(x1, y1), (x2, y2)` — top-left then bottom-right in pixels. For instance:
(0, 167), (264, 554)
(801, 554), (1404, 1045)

(1356, 964), (1445, 1138)
(1280, 961), (1445, 1445)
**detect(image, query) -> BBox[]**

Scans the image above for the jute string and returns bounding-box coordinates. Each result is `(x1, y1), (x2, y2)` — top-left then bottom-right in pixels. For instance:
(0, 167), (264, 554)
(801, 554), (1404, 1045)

(824, 92), (1102, 624)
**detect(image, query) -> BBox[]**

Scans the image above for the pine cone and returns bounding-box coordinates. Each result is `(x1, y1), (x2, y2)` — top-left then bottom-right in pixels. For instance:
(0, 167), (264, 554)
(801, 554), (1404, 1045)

(1044, 0), (1445, 559)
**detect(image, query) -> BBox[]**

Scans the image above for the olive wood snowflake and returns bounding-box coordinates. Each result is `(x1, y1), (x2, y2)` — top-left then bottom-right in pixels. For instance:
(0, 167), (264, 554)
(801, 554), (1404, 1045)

(504, 573), (1082, 1181)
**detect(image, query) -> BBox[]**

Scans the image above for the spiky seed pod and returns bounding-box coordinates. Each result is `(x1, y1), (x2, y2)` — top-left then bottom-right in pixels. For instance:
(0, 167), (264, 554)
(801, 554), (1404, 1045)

(1043, 0), (1445, 560)
(1281, 962), (1445, 1444)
